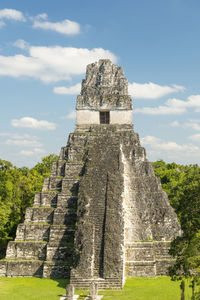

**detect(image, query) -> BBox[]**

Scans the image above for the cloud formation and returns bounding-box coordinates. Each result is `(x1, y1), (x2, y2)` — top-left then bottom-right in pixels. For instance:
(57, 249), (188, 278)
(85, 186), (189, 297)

(54, 83), (81, 95)
(13, 39), (30, 50)
(20, 148), (46, 156)
(33, 18), (80, 35)
(0, 9), (25, 27)
(128, 82), (185, 99)
(0, 46), (117, 83)
(141, 135), (200, 164)
(2, 133), (42, 148)
(169, 119), (200, 131)
(11, 117), (57, 130)
(189, 134), (200, 142)
(0, 133), (46, 157)
(135, 95), (200, 115)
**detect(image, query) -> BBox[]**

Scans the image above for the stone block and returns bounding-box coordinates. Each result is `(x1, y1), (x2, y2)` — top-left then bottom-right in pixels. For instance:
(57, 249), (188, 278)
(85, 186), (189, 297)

(125, 242), (155, 261)
(46, 244), (72, 261)
(53, 208), (76, 226)
(0, 261), (7, 276)
(33, 192), (57, 207)
(43, 261), (70, 278)
(65, 162), (84, 178)
(56, 194), (77, 209)
(49, 226), (74, 244)
(51, 160), (66, 177)
(24, 207), (54, 224)
(6, 241), (47, 260)
(6, 260), (44, 277)
(61, 179), (79, 194)
(15, 224), (50, 241)
(125, 261), (156, 277)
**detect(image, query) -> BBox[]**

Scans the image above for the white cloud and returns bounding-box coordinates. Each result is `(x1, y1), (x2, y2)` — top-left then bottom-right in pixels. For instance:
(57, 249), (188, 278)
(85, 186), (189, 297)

(5, 138), (42, 147)
(142, 135), (199, 152)
(0, 9), (25, 27)
(0, 133), (45, 153)
(34, 13), (48, 21)
(20, 150), (34, 156)
(54, 83), (81, 95)
(185, 121), (200, 131)
(135, 98), (187, 115)
(33, 18), (80, 35)
(128, 82), (185, 99)
(169, 120), (200, 131)
(141, 135), (200, 164)
(189, 134), (200, 142)
(0, 46), (117, 83)
(13, 39), (29, 50)
(135, 95), (200, 115)
(169, 121), (180, 127)
(20, 148), (46, 156)
(11, 117), (57, 130)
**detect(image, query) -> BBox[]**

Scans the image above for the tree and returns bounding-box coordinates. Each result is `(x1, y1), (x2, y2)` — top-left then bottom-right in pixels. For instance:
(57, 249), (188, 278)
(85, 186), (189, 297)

(0, 154), (58, 258)
(153, 160), (200, 298)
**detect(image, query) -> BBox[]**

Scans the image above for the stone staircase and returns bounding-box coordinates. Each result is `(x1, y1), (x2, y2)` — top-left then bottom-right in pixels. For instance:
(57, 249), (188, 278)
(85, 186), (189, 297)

(0, 135), (85, 278)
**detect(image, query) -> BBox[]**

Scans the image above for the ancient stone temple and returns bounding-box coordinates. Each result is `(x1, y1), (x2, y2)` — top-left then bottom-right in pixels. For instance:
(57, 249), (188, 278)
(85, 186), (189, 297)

(0, 59), (181, 289)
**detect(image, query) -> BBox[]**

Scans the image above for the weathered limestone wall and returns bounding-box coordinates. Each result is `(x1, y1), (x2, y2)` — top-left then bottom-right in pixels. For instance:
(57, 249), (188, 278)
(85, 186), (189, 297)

(71, 128), (126, 289)
(70, 125), (181, 288)
(76, 110), (133, 125)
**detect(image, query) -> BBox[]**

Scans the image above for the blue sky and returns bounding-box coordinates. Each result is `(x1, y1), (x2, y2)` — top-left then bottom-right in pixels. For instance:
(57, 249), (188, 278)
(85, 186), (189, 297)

(0, 0), (200, 167)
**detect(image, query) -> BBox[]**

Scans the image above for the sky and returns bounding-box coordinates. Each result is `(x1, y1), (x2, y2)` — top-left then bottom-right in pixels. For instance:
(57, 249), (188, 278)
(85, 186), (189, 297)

(0, 0), (200, 167)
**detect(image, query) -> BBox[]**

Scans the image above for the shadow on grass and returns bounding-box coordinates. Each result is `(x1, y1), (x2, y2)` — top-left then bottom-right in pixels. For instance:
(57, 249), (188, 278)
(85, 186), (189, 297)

(52, 278), (69, 296)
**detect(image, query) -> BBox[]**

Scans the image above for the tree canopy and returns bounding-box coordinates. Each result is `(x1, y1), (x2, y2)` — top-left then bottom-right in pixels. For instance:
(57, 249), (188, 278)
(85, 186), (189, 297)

(0, 154), (58, 258)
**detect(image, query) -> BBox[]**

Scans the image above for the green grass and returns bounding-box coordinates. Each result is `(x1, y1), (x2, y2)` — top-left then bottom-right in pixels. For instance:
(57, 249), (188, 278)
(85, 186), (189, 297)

(0, 276), (192, 300)
(0, 277), (68, 300)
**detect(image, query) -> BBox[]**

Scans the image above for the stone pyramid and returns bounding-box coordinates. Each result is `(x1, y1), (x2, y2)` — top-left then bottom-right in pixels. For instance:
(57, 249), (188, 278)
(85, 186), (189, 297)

(0, 59), (181, 289)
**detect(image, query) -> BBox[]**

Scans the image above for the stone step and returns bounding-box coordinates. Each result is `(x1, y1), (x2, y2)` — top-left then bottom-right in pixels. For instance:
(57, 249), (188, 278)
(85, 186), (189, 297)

(33, 192), (57, 207)
(68, 133), (88, 148)
(43, 261), (70, 278)
(46, 244), (73, 261)
(15, 224), (50, 242)
(42, 177), (63, 192)
(56, 193), (77, 208)
(6, 241), (47, 260)
(125, 242), (155, 261)
(65, 162), (84, 178)
(66, 147), (85, 162)
(70, 277), (123, 289)
(61, 178), (79, 194)
(49, 226), (75, 244)
(51, 160), (66, 177)
(125, 241), (172, 262)
(3, 260), (44, 277)
(125, 261), (156, 277)
(0, 261), (7, 276)
(59, 147), (68, 160)
(53, 208), (77, 226)
(24, 207), (54, 224)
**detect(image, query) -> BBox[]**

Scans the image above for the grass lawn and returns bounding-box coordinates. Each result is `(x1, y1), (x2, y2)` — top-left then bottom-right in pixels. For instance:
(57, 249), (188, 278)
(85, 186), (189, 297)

(0, 276), (192, 300)
(0, 277), (68, 300)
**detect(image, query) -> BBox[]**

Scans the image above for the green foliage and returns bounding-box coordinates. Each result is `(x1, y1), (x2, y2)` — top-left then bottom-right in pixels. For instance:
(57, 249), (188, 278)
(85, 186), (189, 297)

(153, 160), (200, 297)
(0, 154), (58, 258)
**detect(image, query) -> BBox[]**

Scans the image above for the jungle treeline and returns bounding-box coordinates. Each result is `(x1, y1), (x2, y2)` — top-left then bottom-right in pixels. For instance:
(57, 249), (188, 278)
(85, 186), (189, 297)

(0, 154), (58, 258)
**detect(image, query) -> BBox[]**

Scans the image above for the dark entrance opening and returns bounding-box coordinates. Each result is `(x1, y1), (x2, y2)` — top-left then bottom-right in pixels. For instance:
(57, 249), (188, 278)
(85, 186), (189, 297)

(100, 111), (110, 124)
